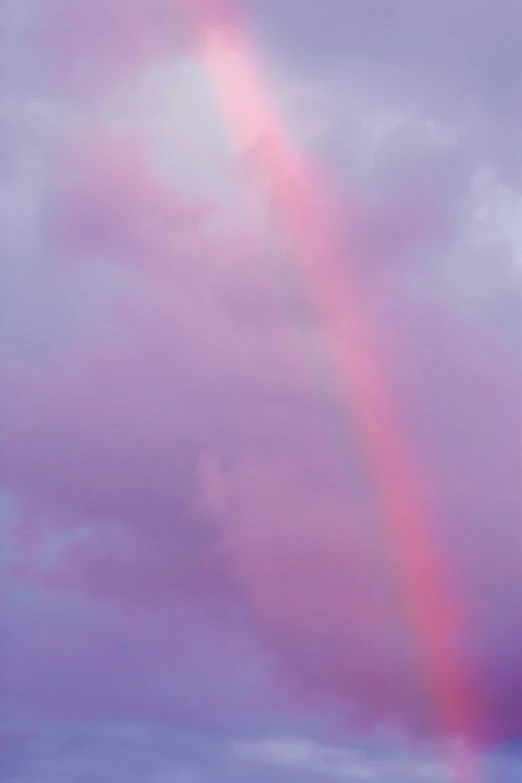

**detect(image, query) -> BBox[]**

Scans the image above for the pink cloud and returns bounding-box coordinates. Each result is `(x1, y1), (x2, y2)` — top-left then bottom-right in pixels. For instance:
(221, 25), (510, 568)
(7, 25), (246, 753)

(193, 290), (522, 742)
(42, 0), (182, 99)
(2, 6), (522, 747)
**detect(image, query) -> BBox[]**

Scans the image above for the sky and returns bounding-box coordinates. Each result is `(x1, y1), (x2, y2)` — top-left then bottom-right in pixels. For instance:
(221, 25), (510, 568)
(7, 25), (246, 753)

(1, 0), (522, 780)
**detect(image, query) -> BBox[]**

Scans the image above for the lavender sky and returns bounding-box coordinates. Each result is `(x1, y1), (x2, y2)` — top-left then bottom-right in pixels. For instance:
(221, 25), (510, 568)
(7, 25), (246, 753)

(1, 0), (522, 779)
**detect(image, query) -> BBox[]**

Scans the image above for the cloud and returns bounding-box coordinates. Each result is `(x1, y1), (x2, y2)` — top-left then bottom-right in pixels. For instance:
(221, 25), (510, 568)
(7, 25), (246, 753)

(38, 0), (183, 100)
(249, 0), (522, 174)
(0, 720), (454, 782)
(193, 289), (522, 741)
(1, 0), (522, 761)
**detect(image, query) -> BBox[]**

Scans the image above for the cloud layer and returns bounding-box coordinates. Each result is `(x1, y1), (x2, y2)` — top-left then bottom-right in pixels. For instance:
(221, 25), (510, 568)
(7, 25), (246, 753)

(2, 0), (522, 765)
(0, 720), (459, 782)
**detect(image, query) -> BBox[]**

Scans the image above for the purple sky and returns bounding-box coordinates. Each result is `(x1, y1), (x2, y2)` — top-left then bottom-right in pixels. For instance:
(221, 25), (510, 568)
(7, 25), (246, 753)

(2, 0), (522, 778)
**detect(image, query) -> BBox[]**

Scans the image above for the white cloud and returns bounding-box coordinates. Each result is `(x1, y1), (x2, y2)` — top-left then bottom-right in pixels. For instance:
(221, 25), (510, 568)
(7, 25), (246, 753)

(233, 736), (451, 781)
(0, 721), (455, 783)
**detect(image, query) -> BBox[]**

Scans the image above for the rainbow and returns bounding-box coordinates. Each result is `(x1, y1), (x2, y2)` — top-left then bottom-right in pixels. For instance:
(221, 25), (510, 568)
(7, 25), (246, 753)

(177, 1), (481, 778)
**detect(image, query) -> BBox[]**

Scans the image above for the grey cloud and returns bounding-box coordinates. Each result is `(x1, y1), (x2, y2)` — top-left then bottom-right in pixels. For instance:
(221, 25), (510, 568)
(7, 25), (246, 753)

(0, 721), (454, 782)
(247, 0), (522, 179)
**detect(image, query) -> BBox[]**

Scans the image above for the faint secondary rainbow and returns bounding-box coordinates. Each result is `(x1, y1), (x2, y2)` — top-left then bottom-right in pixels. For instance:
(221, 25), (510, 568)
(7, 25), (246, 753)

(177, 0), (481, 777)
